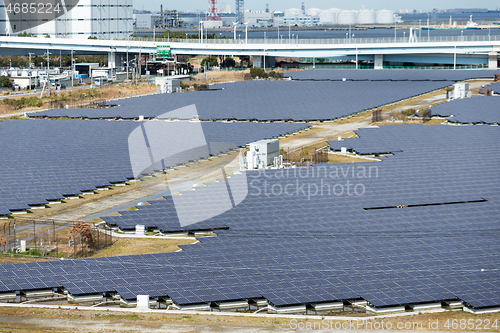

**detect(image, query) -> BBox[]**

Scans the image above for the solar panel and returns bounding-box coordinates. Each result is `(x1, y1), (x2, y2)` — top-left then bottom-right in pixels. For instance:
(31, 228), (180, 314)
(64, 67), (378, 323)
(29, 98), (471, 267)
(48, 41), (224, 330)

(28, 80), (452, 121)
(1, 124), (498, 311)
(488, 81), (500, 94)
(430, 97), (500, 124)
(284, 69), (499, 82)
(0, 119), (308, 215)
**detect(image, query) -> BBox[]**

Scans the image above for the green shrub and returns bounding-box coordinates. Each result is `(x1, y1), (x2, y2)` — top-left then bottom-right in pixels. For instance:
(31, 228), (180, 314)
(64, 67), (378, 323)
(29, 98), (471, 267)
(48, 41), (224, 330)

(3, 96), (43, 109)
(221, 57), (236, 68)
(200, 56), (218, 68)
(193, 84), (208, 91)
(17, 31), (36, 37)
(250, 67), (266, 78)
(402, 109), (415, 117)
(0, 76), (12, 87)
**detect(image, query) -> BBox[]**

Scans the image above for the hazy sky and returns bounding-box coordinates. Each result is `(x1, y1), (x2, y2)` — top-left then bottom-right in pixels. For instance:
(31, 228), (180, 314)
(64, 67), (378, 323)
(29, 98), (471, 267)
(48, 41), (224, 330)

(138, 1), (500, 12)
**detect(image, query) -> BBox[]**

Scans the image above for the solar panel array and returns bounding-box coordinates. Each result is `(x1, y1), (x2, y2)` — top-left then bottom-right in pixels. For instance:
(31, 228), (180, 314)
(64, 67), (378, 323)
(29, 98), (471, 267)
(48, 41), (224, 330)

(284, 69), (499, 81)
(0, 120), (308, 216)
(429, 97), (500, 124)
(2, 124), (498, 310)
(487, 81), (500, 93)
(28, 80), (452, 121)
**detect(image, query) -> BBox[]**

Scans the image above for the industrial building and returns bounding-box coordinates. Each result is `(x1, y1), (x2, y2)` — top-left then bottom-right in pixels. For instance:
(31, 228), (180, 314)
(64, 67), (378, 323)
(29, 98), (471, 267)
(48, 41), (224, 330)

(0, 0), (133, 39)
(154, 7), (184, 29)
(284, 7), (397, 26)
(134, 13), (159, 30)
(243, 11), (274, 28)
(131, 4), (399, 30)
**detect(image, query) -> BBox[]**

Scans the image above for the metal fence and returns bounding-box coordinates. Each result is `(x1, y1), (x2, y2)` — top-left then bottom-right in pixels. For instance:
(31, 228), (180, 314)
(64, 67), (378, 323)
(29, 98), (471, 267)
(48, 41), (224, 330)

(127, 34), (500, 46)
(298, 64), (488, 70)
(0, 218), (113, 258)
(283, 146), (329, 163)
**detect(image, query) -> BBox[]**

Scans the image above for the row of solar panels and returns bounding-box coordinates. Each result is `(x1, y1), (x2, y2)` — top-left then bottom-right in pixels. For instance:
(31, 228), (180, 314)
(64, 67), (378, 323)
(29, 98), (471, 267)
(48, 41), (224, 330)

(28, 80), (452, 121)
(1, 125), (495, 309)
(284, 69), (499, 81)
(488, 81), (500, 92)
(0, 120), (308, 216)
(0, 231), (498, 308)
(99, 124), (498, 307)
(428, 96), (500, 124)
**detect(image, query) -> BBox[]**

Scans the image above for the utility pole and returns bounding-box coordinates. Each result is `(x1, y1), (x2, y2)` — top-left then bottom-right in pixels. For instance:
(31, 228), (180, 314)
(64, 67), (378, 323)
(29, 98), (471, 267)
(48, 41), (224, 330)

(126, 46), (129, 81)
(427, 16), (430, 42)
(40, 49), (51, 97)
(28, 52), (34, 90)
(244, 22), (249, 44)
(71, 49), (74, 87)
(277, 17), (280, 43)
(46, 49), (50, 96)
(394, 19), (397, 42)
(199, 21), (204, 43)
(28, 53), (34, 69)
(138, 47), (141, 80)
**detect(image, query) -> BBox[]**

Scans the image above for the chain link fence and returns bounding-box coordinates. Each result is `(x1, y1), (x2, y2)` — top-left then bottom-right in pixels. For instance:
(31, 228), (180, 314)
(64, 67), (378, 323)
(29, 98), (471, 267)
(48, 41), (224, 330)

(0, 218), (113, 259)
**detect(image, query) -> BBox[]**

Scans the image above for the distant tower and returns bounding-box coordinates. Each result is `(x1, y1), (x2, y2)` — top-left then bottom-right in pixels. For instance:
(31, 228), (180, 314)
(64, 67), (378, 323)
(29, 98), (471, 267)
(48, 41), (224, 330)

(206, 0), (222, 21)
(431, 8), (438, 24)
(301, 2), (305, 14)
(266, 3), (269, 13)
(235, 0), (244, 24)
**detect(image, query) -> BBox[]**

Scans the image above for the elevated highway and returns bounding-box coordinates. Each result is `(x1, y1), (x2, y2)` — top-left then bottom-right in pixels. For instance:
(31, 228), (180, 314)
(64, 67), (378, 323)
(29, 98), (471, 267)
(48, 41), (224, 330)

(0, 35), (498, 70)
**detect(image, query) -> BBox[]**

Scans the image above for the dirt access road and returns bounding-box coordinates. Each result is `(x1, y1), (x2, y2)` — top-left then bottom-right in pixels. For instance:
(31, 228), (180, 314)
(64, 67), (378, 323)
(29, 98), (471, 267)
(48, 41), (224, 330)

(0, 306), (498, 333)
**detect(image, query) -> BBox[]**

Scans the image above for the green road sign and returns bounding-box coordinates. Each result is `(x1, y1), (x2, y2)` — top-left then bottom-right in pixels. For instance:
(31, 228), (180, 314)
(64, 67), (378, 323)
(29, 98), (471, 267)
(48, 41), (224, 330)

(156, 45), (171, 56)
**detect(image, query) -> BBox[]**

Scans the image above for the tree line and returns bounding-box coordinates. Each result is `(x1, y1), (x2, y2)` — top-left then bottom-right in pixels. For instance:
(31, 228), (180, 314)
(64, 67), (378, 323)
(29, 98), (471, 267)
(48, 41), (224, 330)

(0, 55), (108, 68)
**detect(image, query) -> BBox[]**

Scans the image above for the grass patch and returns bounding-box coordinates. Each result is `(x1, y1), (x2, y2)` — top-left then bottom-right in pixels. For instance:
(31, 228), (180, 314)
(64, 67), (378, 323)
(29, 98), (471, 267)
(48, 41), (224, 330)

(0, 83), (157, 116)
(0, 253), (53, 264)
(90, 238), (195, 257)
(0, 303), (498, 332)
(98, 313), (141, 320)
(328, 154), (373, 163)
(15, 249), (43, 256)
(424, 118), (447, 125)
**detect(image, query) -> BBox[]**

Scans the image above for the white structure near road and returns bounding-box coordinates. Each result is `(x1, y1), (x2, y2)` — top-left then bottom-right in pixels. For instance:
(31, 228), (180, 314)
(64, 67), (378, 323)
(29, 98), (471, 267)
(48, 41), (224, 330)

(240, 139), (281, 170)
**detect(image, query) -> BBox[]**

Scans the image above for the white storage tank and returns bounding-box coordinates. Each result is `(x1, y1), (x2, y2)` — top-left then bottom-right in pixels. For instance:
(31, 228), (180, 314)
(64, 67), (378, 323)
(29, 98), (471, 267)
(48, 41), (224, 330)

(357, 10), (376, 25)
(285, 8), (303, 17)
(337, 10), (357, 25)
(319, 8), (340, 25)
(376, 9), (395, 24)
(305, 8), (323, 17)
